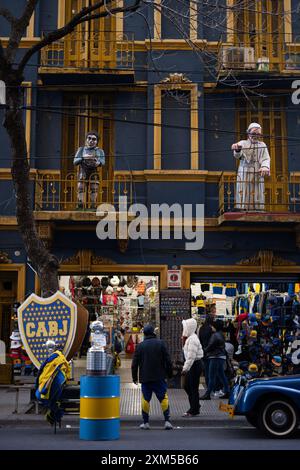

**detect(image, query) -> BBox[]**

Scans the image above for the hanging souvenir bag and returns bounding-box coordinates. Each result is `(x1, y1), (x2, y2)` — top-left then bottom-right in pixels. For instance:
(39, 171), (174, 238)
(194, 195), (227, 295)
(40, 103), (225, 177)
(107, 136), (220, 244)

(125, 335), (135, 354)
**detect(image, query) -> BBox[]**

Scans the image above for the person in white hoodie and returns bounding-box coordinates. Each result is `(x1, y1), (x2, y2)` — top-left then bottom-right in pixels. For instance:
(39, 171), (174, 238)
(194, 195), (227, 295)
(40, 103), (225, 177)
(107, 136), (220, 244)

(181, 318), (204, 417)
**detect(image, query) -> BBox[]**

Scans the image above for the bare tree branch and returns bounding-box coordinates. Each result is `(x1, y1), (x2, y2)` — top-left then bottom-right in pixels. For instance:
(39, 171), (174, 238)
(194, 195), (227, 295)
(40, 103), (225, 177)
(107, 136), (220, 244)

(5, 0), (39, 63)
(18, 0), (141, 73)
(0, 8), (16, 25)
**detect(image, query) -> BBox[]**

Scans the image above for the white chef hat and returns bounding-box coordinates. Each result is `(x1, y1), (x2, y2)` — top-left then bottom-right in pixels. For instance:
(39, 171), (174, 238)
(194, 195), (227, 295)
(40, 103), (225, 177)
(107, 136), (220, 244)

(247, 122), (262, 132)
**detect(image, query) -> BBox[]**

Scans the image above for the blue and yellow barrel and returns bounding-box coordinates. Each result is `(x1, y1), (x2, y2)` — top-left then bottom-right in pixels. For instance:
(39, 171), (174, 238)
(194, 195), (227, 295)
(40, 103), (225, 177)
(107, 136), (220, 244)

(79, 375), (120, 440)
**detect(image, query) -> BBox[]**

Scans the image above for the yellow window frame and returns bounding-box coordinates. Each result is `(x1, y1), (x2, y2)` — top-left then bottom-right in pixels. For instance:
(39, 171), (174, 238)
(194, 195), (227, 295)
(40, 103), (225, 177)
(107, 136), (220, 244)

(58, 0), (124, 31)
(154, 0), (199, 40)
(154, 82), (199, 170)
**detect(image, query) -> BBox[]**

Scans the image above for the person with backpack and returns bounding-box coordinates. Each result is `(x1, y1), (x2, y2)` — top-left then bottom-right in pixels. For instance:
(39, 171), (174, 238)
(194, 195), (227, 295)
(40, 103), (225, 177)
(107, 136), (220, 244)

(131, 324), (173, 430)
(200, 320), (231, 400)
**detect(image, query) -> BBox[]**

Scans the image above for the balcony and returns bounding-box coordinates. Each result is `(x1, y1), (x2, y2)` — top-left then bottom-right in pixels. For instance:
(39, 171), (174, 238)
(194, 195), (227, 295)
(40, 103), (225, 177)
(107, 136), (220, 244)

(34, 172), (133, 219)
(219, 172), (300, 223)
(39, 31), (135, 84)
(218, 40), (300, 75)
(2, 170), (300, 226)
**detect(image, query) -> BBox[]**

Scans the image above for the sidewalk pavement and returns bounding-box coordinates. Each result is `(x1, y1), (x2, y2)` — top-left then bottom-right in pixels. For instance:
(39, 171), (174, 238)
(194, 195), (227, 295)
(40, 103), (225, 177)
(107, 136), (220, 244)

(0, 383), (246, 427)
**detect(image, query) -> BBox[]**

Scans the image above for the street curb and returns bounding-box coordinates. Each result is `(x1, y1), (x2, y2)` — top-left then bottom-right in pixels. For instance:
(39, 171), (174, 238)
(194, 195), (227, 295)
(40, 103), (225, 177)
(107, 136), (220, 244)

(0, 414), (247, 427)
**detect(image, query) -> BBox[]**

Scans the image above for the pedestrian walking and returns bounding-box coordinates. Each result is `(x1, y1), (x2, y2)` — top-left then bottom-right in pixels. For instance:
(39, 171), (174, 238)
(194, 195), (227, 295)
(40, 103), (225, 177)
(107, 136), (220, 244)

(131, 324), (173, 430)
(181, 318), (204, 417)
(200, 320), (230, 400)
(198, 309), (215, 386)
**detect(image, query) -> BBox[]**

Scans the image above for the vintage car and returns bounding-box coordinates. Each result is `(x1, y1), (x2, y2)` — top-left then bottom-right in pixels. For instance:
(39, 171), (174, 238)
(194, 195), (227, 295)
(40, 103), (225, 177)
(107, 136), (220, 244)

(220, 374), (300, 438)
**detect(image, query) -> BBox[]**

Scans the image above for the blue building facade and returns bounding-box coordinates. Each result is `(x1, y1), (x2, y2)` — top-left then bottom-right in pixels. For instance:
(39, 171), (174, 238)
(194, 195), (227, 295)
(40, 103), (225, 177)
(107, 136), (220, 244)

(1, 0), (300, 347)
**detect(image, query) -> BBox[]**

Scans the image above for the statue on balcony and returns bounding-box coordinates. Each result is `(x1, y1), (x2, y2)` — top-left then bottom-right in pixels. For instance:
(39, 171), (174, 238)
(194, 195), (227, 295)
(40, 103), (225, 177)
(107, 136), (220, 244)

(231, 122), (270, 211)
(74, 131), (105, 209)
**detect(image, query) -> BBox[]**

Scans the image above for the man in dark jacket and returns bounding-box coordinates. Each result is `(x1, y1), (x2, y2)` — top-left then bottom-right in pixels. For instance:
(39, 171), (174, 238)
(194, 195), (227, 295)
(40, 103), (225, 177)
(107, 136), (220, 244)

(200, 320), (230, 400)
(131, 324), (173, 430)
(199, 312), (215, 386)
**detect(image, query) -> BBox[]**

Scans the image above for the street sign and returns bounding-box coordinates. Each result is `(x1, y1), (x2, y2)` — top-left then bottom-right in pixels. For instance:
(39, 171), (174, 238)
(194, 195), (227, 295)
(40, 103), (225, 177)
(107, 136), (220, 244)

(167, 269), (181, 288)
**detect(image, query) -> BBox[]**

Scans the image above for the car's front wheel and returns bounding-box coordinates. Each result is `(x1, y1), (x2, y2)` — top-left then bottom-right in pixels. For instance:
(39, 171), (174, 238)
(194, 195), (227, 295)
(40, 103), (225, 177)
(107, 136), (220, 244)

(258, 399), (298, 438)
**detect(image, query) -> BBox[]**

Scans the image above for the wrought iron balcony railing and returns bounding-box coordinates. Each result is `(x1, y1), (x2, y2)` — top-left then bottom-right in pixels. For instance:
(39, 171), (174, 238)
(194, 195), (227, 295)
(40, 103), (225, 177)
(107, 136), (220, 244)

(219, 173), (300, 214)
(40, 31), (134, 70)
(34, 172), (133, 211)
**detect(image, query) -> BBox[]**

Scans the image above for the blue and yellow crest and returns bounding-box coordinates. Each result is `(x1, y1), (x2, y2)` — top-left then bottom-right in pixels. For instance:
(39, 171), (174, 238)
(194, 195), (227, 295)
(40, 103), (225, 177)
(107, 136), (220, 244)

(18, 292), (77, 368)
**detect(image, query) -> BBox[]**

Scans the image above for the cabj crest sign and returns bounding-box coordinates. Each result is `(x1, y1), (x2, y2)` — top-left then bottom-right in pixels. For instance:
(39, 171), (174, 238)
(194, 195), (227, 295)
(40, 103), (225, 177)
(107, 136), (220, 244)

(18, 292), (77, 368)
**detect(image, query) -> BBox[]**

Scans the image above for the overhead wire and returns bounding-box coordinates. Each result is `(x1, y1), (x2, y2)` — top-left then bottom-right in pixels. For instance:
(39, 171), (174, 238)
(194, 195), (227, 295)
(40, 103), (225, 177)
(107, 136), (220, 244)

(21, 103), (300, 142)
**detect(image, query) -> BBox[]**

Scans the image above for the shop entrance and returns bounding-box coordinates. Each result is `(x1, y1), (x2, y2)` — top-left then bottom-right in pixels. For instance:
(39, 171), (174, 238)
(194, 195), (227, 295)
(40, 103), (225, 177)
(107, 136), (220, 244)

(190, 275), (300, 377)
(0, 272), (18, 350)
(59, 273), (160, 383)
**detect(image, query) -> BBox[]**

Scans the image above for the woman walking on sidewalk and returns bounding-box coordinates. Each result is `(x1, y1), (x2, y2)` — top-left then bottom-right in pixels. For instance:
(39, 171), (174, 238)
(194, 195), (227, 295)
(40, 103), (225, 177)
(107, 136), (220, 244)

(200, 320), (230, 400)
(181, 318), (204, 417)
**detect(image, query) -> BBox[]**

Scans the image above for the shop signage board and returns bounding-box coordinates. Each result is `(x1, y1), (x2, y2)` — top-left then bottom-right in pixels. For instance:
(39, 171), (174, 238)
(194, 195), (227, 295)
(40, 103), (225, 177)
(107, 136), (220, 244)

(160, 289), (191, 385)
(167, 270), (181, 288)
(18, 291), (78, 368)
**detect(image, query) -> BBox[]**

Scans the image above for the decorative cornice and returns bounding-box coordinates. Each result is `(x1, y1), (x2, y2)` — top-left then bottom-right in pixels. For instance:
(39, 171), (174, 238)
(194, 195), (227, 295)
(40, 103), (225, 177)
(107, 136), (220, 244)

(0, 37), (41, 48)
(236, 250), (296, 272)
(117, 239), (129, 254)
(0, 251), (12, 264)
(62, 253), (80, 266)
(91, 255), (117, 265)
(160, 73), (192, 89)
(62, 250), (116, 270)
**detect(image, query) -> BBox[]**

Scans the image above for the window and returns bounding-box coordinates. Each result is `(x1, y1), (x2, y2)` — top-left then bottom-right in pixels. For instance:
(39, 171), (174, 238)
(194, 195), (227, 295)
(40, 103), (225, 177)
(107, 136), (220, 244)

(233, 0), (284, 71)
(62, 94), (114, 200)
(236, 98), (288, 208)
(161, 0), (190, 39)
(62, 0), (117, 68)
(154, 78), (198, 169)
(161, 91), (191, 169)
(154, 0), (198, 40)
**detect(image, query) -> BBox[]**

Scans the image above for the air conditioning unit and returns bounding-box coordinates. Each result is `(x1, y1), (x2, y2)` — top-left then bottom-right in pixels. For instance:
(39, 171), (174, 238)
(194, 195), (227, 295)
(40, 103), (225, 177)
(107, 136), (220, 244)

(221, 47), (256, 70)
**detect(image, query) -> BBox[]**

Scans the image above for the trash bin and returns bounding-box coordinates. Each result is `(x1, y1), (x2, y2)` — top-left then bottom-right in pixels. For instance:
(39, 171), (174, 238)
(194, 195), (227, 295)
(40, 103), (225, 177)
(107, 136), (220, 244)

(79, 375), (120, 440)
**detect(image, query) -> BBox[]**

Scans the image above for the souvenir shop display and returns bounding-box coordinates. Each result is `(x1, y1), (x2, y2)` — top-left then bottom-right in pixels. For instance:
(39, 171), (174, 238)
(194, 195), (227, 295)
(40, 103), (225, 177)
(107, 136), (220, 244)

(191, 282), (235, 321)
(59, 274), (160, 358)
(8, 302), (35, 376)
(160, 289), (191, 386)
(191, 281), (300, 378)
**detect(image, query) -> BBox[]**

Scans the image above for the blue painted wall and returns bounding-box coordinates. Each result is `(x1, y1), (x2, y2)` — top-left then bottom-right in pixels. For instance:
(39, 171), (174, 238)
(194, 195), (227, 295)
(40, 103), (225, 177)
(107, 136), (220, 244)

(161, 0), (190, 39)
(161, 92), (191, 169)
(292, 0), (300, 41)
(198, 0), (227, 41)
(204, 93), (236, 171)
(48, 228), (300, 267)
(114, 92), (148, 171)
(35, 91), (63, 170)
(38, 0), (58, 34)
(286, 97), (300, 171)
(124, 1), (151, 41)
(0, 0), (28, 36)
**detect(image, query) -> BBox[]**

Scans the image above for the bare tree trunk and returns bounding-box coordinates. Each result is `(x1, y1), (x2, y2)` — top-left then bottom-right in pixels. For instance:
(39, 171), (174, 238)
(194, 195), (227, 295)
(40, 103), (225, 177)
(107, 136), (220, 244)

(4, 74), (59, 297)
